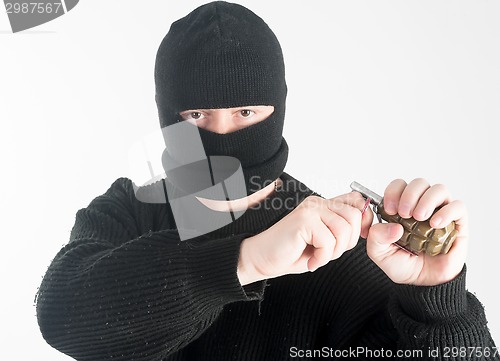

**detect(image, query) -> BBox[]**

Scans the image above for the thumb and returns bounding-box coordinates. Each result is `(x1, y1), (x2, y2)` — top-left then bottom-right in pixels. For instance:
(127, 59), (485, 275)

(366, 222), (404, 258)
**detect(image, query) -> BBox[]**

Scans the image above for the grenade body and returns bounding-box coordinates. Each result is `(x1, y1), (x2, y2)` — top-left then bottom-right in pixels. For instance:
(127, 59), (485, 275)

(376, 204), (458, 256)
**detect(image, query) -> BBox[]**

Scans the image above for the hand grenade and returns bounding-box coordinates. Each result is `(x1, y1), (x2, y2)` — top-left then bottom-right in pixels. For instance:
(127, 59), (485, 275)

(350, 181), (458, 256)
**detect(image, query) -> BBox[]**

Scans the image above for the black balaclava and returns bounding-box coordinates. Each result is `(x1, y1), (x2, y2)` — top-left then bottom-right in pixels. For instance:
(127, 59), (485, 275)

(155, 1), (288, 195)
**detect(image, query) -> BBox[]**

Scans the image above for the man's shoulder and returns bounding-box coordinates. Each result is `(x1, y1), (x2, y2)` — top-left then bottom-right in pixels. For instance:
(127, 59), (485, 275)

(103, 177), (168, 205)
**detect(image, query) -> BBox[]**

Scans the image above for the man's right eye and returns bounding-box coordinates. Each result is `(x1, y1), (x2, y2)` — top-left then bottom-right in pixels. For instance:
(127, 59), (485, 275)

(180, 111), (205, 121)
(190, 112), (202, 119)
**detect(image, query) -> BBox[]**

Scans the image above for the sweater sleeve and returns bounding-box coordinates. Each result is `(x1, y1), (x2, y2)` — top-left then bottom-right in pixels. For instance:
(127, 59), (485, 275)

(386, 266), (499, 360)
(35, 178), (266, 361)
(323, 238), (498, 361)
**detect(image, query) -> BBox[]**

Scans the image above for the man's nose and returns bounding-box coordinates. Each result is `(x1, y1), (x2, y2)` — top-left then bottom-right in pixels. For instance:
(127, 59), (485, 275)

(205, 111), (235, 134)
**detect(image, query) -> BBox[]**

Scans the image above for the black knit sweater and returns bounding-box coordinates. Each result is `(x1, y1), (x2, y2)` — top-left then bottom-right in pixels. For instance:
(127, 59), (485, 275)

(36, 172), (498, 360)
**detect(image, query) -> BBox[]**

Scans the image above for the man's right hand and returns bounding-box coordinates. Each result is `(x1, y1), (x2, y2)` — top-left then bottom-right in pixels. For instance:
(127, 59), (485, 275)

(237, 192), (373, 285)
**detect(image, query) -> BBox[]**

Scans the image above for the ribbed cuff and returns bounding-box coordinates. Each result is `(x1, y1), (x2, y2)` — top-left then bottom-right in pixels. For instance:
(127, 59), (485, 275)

(188, 234), (267, 308)
(394, 265), (468, 323)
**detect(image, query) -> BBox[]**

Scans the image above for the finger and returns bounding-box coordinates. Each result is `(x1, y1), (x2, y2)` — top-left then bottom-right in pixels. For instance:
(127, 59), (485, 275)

(325, 201), (361, 252)
(412, 183), (452, 221)
(430, 199), (468, 234)
(398, 178), (431, 218)
(332, 192), (374, 241)
(366, 222), (404, 258)
(329, 191), (367, 211)
(383, 179), (407, 215)
(308, 220), (336, 271)
(361, 200), (374, 239)
(320, 209), (354, 259)
(439, 227), (468, 265)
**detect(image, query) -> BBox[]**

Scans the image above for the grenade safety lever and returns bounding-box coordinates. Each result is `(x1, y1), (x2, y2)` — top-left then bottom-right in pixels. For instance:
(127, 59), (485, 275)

(350, 181), (458, 256)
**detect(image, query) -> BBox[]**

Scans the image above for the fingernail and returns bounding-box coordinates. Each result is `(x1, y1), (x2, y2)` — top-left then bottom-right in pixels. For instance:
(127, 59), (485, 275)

(384, 201), (396, 214)
(413, 210), (427, 221)
(432, 216), (442, 228)
(399, 203), (411, 217)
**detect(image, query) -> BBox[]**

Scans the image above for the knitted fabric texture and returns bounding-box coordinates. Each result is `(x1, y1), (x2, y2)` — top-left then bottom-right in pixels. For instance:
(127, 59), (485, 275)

(154, 1), (288, 195)
(35, 173), (499, 360)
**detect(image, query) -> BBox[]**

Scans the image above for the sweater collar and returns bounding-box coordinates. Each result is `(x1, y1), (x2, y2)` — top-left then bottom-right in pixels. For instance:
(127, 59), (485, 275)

(201, 172), (317, 239)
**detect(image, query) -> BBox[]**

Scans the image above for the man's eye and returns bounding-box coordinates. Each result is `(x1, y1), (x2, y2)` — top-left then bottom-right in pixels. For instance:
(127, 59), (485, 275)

(190, 112), (203, 119)
(180, 111), (204, 121)
(240, 109), (254, 117)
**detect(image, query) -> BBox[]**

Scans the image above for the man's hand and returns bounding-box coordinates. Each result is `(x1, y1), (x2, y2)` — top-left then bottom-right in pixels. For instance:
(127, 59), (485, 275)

(237, 192), (373, 285)
(366, 178), (468, 286)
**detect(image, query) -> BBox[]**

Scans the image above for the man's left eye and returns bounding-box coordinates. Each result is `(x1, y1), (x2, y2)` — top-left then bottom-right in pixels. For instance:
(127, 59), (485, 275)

(240, 109), (254, 117)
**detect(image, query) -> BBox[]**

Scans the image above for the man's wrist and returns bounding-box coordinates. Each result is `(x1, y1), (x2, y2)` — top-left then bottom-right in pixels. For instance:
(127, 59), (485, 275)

(237, 236), (264, 286)
(395, 265), (468, 322)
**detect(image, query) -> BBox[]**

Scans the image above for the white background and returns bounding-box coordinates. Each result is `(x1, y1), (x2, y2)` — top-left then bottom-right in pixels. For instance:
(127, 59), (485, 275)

(1, 1), (499, 359)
